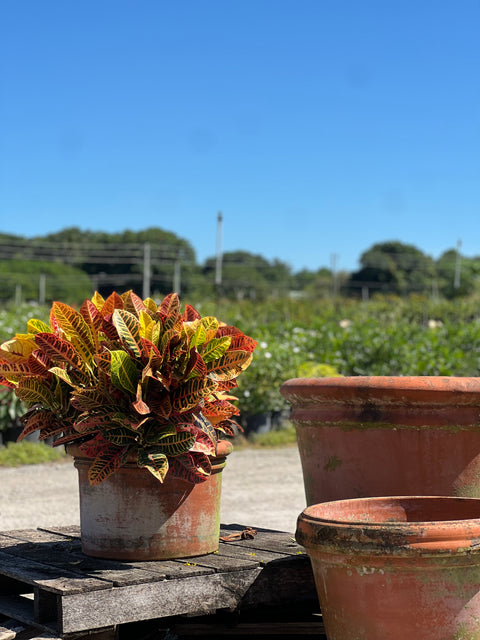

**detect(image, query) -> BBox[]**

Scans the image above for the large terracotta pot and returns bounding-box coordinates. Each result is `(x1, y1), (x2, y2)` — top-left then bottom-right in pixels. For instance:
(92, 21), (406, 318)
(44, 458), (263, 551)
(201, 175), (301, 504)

(296, 496), (480, 640)
(69, 440), (232, 561)
(280, 376), (480, 503)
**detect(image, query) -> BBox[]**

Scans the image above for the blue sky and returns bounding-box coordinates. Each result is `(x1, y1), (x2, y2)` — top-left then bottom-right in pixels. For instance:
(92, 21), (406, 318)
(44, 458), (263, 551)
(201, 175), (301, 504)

(1, 1), (479, 273)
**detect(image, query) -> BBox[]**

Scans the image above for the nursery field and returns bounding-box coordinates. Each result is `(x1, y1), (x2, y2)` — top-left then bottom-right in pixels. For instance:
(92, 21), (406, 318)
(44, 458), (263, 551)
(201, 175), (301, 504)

(0, 294), (480, 431)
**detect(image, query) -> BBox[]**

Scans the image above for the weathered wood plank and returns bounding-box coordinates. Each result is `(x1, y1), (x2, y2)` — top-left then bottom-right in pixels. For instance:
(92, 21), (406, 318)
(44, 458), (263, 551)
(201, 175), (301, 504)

(0, 552), (111, 595)
(0, 596), (35, 631)
(219, 525), (304, 556)
(37, 527), (80, 540)
(171, 551), (260, 573)
(59, 568), (262, 635)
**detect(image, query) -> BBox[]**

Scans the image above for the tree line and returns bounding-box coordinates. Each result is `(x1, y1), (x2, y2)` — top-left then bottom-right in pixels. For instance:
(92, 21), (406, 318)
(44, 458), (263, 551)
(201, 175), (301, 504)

(0, 228), (476, 303)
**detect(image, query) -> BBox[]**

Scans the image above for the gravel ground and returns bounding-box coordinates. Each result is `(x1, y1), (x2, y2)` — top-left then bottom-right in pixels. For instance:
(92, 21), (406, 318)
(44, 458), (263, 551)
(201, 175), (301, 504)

(0, 446), (307, 534)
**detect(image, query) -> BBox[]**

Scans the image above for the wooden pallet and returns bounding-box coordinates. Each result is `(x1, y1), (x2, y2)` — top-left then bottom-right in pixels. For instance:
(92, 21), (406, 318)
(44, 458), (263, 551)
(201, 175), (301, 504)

(0, 524), (320, 639)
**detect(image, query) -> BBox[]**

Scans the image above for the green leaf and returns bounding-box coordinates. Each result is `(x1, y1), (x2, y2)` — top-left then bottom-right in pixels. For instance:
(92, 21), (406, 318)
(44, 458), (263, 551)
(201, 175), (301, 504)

(112, 309), (141, 357)
(137, 447), (169, 482)
(201, 336), (232, 363)
(110, 350), (139, 394)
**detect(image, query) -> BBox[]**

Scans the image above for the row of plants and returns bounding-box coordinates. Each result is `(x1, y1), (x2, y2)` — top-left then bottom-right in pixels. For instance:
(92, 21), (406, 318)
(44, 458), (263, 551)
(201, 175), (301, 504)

(1, 294), (480, 439)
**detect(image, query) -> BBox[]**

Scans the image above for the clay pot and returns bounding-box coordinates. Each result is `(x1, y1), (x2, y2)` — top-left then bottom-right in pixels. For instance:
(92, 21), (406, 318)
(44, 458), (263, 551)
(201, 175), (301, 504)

(280, 376), (480, 503)
(296, 496), (480, 640)
(69, 440), (232, 560)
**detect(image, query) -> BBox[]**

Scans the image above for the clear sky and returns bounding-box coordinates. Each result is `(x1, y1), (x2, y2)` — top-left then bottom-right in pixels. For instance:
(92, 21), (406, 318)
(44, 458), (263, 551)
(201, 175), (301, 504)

(1, 1), (479, 273)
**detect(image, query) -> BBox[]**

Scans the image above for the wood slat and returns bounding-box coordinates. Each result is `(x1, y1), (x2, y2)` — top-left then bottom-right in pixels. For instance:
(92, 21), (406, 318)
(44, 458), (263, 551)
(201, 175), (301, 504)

(0, 552), (111, 595)
(59, 568), (263, 635)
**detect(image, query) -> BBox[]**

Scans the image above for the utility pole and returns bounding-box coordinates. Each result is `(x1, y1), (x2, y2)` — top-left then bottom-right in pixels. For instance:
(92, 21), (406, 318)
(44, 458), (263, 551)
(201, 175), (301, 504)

(143, 242), (151, 299)
(39, 274), (46, 305)
(173, 258), (181, 295)
(330, 253), (338, 298)
(215, 212), (223, 289)
(454, 239), (462, 290)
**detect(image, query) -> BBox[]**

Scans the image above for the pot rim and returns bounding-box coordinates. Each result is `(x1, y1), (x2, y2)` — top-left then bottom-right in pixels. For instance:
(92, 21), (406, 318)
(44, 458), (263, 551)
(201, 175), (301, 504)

(296, 496), (480, 556)
(281, 376), (480, 405)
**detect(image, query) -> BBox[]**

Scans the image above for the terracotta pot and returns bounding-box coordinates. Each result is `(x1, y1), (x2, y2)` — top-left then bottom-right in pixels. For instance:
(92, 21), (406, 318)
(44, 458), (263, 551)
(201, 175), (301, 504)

(280, 376), (480, 503)
(296, 496), (480, 640)
(69, 440), (232, 561)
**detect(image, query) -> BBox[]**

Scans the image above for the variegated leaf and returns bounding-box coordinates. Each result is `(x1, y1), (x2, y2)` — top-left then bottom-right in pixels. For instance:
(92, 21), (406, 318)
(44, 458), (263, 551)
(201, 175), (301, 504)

(27, 350), (51, 376)
(206, 351), (253, 381)
(80, 299), (103, 346)
(49, 366), (75, 386)
(121, 290), (146, 316)
(148, 431), (196, 457)
(137, 447), (169, 482)
(202, 398), (239, 421)
(217, 326), (257, 353)
(110, 350), (139, 394)
(0, 375), (15, 389)
(16, 377), (56, 408)
(51, 303), (95, 366)
(159, 292), (180, 318)
(35, 333), (83, 370)
(191, 411), (217, 443)
(71, 389), (111, 411)
(171, 377), (218, 412)
(169, 452), (211, 484)
(200, 336), (232, 363)
(142, 420), (177, 443)
(143, 297), (158, 313)
(17, 410), (59, 441)
(103, 426), (137, 447)
(88, 444), (128, 485)
(27, 318), (51, 334)
(100, 292), (124, 317)
(190, 431), (216, 455)
(0, 360), (34, 383)
(214, 418), (239, 437)
(112, 309), (141, 357)
(200, 317), (219, 342)
(90, 291), (106, 311)
(94, 352), (112, 375)
(182, 304), (201, 321)
(51, 431), (86, 447)
(0, 336), (37, 363)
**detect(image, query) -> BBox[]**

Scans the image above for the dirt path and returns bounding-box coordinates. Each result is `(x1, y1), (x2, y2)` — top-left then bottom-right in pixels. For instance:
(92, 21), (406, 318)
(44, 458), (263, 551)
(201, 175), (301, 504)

(0, 446), (307, 534)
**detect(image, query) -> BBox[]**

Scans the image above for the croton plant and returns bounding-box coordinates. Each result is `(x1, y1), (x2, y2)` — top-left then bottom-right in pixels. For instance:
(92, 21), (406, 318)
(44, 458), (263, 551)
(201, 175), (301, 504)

(0, 290), (256, 485)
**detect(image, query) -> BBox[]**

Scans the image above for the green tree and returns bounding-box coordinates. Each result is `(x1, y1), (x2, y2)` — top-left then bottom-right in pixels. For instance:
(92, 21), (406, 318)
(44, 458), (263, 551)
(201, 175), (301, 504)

(346, 241), (436, 297)
(436, 250), (480, 299)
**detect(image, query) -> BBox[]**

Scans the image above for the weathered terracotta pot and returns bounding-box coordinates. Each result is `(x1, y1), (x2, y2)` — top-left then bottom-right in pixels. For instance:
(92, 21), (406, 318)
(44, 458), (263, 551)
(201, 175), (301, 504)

(280, 376), (480, 503)
(69, 440), (232, 561)
(296, 496), (480, 640)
